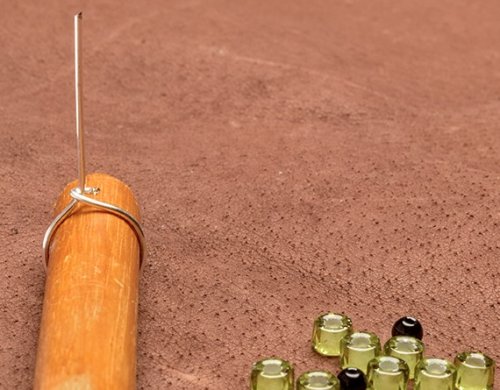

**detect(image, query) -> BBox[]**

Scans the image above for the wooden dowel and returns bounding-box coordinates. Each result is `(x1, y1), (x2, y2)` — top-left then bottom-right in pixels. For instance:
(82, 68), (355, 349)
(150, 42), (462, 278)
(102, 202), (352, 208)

(34, 173), (141, 390)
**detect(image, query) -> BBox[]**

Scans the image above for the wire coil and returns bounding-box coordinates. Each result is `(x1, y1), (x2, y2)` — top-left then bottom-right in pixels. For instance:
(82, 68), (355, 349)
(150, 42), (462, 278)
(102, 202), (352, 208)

(42, 187), (146, 271)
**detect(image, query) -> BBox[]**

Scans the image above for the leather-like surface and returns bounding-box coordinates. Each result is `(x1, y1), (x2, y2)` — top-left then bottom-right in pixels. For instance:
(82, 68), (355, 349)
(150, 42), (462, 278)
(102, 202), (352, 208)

(0, 0), (499, 388)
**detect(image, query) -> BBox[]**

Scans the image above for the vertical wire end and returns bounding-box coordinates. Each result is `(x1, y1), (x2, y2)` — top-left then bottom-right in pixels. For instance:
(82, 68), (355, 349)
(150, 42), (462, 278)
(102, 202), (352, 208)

(74, 11), (86, 192)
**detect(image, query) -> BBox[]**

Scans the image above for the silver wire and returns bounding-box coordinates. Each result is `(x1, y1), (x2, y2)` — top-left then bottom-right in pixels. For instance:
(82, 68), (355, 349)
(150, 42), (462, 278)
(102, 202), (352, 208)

(70, 189), (145, 267)
(75, 12), (86, 193)
(42, 190), (145, 271)
(42, 12), (146, 271)
(42, 199), (78, 269)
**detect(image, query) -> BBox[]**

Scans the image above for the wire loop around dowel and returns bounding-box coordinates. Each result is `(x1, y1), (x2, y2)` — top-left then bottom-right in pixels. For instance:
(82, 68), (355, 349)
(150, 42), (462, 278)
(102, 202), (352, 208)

(42, 187), (146, 271)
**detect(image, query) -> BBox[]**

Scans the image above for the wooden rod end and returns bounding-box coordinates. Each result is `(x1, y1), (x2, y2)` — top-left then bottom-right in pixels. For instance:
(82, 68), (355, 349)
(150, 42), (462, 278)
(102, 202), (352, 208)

(35, 173), (142, 390)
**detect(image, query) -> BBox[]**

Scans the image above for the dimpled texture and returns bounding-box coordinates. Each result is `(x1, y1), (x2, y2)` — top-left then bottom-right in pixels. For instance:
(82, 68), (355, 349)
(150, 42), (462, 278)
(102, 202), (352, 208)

(1, 1), (500, 389)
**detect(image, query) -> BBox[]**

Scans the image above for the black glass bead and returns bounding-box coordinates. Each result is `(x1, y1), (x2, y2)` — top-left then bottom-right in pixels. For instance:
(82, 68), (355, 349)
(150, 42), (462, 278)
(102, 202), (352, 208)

(391, 316), (423, 340)
(338, 367), (367, 390)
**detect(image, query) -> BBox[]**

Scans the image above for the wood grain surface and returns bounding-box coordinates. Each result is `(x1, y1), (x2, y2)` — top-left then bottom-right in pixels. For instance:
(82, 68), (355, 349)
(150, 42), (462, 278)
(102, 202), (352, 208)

(34, 173), (141, 390)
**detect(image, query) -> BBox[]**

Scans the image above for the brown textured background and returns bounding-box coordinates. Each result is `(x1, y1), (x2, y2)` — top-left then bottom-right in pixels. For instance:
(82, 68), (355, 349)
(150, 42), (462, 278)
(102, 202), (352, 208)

(1, 0), (499, 389)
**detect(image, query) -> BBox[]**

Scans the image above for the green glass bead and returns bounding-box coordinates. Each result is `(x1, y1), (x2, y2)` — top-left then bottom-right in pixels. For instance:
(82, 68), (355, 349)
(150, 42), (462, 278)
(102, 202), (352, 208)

(312, 313), (353, 357)
(297, 371), (340, 390)
(384, 336), (424, 379)
(366, 356), (409, 390)
(340, 331), (381, 374)
(250, 357), (294, 390)
(414, 358), (456, 390)
(454, 352), (495, 390)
